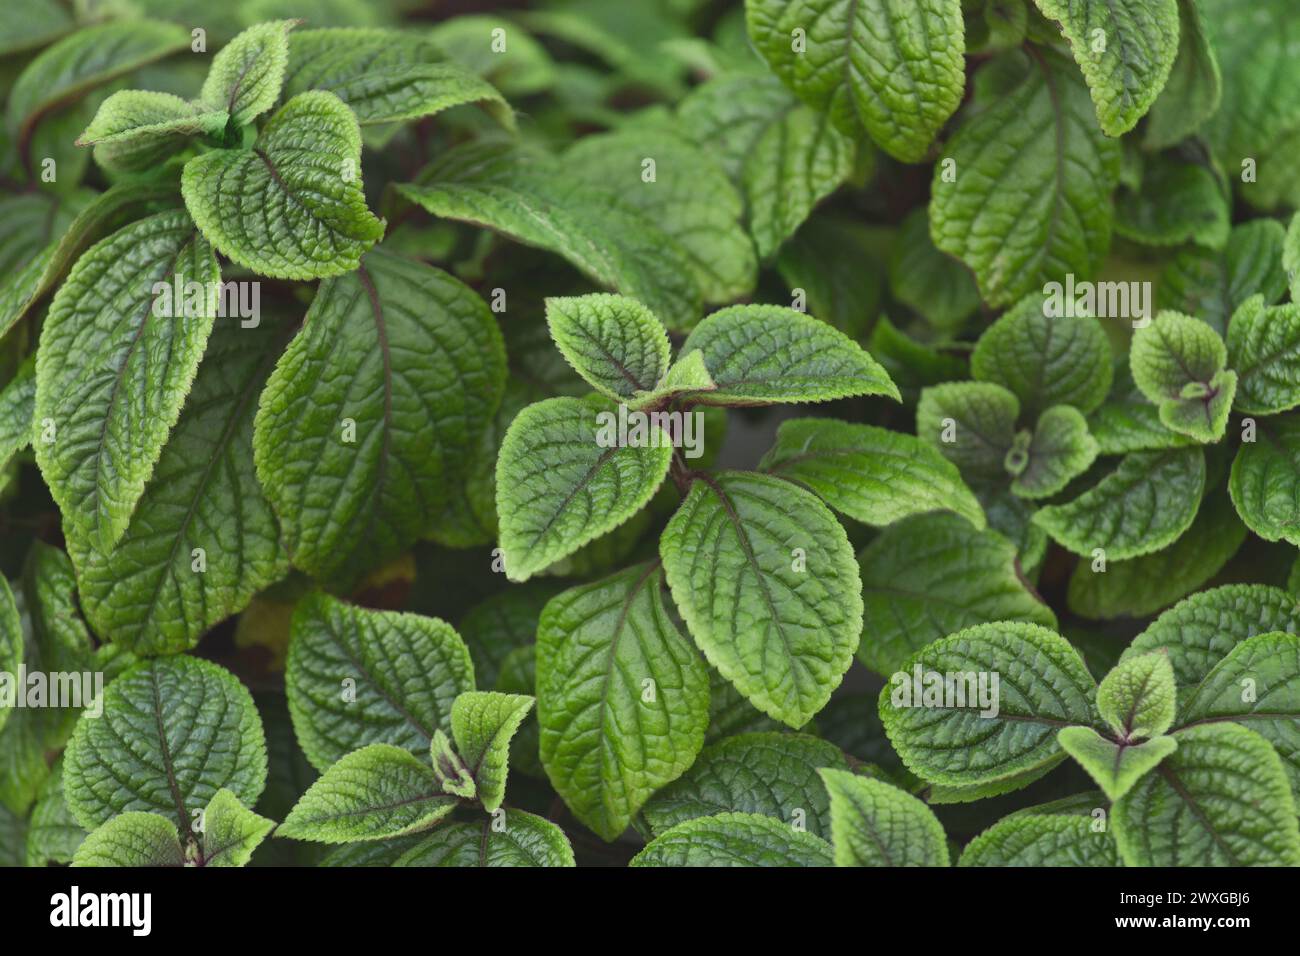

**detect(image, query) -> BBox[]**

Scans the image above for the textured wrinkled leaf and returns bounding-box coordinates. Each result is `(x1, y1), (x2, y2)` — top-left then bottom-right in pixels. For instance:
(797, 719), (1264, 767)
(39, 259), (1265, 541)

(631, 811), (833, 867)
(63, 656), (266, 832)
(879, 622), (1097, 787)
(931, 48), (1120, 307)
(959, 811), (1120, 866)
(201, 788), (275, 867)
(450, 691), (533, 813)
(199, 20), (297, 127)
(71, 812), (184, 868)
(24, 764), (85, 866)
(544, 294), (670, 401)
(394, 809), (575, 866)
(76, 90), (227, 173)
(0, 577), (19, 736)
(1114, 156), (1229, 249)
(1058, 727), (1178, 802)
(1129, 311), (1235, 442)
(1011, 405), (1099, 500)
(1157, 219), (1287, 337)
(678, 73), (855, 258)
(640, 732), (851, 839)
(429, 728), (475, 798)
(182, 91), (385, 280)
(285, 593), (474, 772)
(1098, 649), (1177, 740)
(819, 768), (948, 867)
(1113, 723), (1300, 866)
(1033, 448), (1205, 560)
(537, 564), (708, 842)
(1144, 0), (1221, 149)
(35, 211), (219, 552)
(661, 472), (863, 727)
(1229, 415), (1300, 545)
(916, 381), (1019, 479)
(255, 249), (504, 590)
(746, 0), (965, 162)
(277, 743), (456, 843)
(759, 417), (984, 529)
(1227, 297), (1300, 416)
(1087, 389), (1194, 454)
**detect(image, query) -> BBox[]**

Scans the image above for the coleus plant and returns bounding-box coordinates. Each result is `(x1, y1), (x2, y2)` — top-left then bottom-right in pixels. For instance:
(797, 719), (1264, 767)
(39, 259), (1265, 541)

(1, 0), (1300, 872)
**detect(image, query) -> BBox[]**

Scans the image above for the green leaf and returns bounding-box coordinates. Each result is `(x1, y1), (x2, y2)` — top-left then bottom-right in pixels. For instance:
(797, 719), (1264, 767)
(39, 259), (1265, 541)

(746, 0), (966, 162)
(1124, 584), (1300, 691)
(677, 305), (899, 406)
(780, 216), (887, 339)
(72, 812), (184, 868)
(182, 90), (385, 280)
(537, 563), (709, 842)
(971, 294), (1114, 417)
(1227, 297), (1300, 416)
(1129, 311), (1235, 442)
(1158, 219), (1287, 337)
(879, 622), (1097, 788)
(889, 208), (981, 333)
(1229, 415), (1300, 545)
(640, 732), (851, 839)
(254, 249), (504, 590)
(661, 472), (863, 727)
(1098, 649), (1177, 739)
(24, 764), (86, 866)
(429, 729), (475, 799)
(931, 48), (1120, 307)
(545, 294), (670, 401)
(66, 312), (290, 656)
(76, 91), (228, 174)
(277, 743), (457, 844)
(1087, 388), (1194, 454)
(450, 691), (534, 813)
(678, 72), (855, 258)
(1011, 405), (1100, 500)
(428, 15), (556, 97)
(818, 768), (949, 867)
(1114, 155), (1229, 249)
(495, 396), (671, 582)
(201, 788), (275, 867)
(1031, 0), (1179, 136)
(1033, 448), (1205, 560)
(457, 583), (560, 690)
(64, 656), (266, 832)
(916, 381), (1020, 480)
(1113, 722), (1300, 866)
(1144, 0), (1221, 149)
(393, 809), (575, 866)
(199, 19), (297, 127)
(759, 418), (985, 530)
(0, 577), (20, 736)
(958, 810), (1120, 866)
(285, 592), (475, 772)
(630, 350), (717, 410)
(631, 811), (834, 867)
(856, 512), (1057, 677)
(283, 28), (513, 130)
(35, 211), (219, 553)
(1060, 726), (1179, 802)
(1287, 211), (1300, 301)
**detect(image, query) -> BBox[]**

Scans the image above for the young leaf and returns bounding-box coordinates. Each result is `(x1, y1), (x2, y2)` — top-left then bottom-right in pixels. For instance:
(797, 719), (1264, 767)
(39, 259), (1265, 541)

(879, 622), (1097, 788)
(254, 249), (504, 590)
(1129, 311), (1235, 442)
(1033, 448), (1205, 560)
(495, 396), (671, 582)
(198, 20), (298, 127)
(746, 0), (966, 162)
(677, 305), (899, 406)
(1158, 219), (1287, 337)
(285, 593), (475, 772)
(661, 472), (863, 727)
(818, 768), (949, 867)
(76, 90), (228, 173)
(545, 294), (670, 401)
(958, 811), (1120, 866)
(277, 744), (456, 844)
(1113, 723), (1300, 866)
(450, 691), (534, 813)
(856, 512), (1057, 677)
(201, 789), (275, 867)
(759, 417), (985, 530)
(1229, 415), (1300, 545)
(1097, 650), (1177, 740)
(182, 90), (385, 280)
(631, 811), (834, 867)
(931, 48), (1120, 306)
(630, 350), (717, 409)
(71, 812), (184, 868)
(393, 810), (575, 867)
(641, 732), (851, 840)
(63, 656), (267, 832)
(1226, 297), (1300, 416)
(1058, 727), (1177, 802)
(1144, 0), (1221, 150)
(429, 730), (476, 799)
(35, 211), (219, 552)
(1010, 405), (1100, 500)
(537, 563), (709, 842)
(916, 381), (1020, 479)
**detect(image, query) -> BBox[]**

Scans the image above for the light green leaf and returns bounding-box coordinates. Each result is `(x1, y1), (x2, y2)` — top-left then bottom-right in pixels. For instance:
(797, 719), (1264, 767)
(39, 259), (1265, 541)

(72, 812), (184, 868)
(1158, 219), (1287, 337)
(1129, 311), (1235, 442)
(544, 294), (670, 401)
(450, 691), (534, 813)
(677, 305), (899, 406)
(1033, 448), (1205, 560)
(1227, 297), (1300, 416)
(759, 418), (984, 530)
(201, 788), (275, 867)
(1059, 727), (1176, 803)
(254, 248), (504, 590)
(818, 768), (949, 867)
(1087, 390), (1194, 454)
(661, 472), (863, 727)
(1114, 156), (1229, 249)
(856, 512), (1057, 677)
(879, 622), (1097, 788)
(277, 743), (456, 844)
(971, 294), (1114, 416)
(1229, 415), (1300, 545)
(916, 381), (1020, 480)
(630, 350), (717, 410)
(1287, 211), (1300, 301)
(631, 811), (834, 867)
(35, 211), (219, 553)
(199, 19), (297, 127)
(429, 728), (475, 799)
(76, 91), (227, 173)
(393, 809), (575, 866)
(64, 656), (266, 832)
(746, 0), (966, 162)
(182, 90), (385, 280)
(285, 593), (474, 772)
(495, 396), (671, 582)
(931, 48), (1120, 307)
(958, 811), (1120, 866)
(1144, 0), (1221, 149)
(537, 563), (709, 842)
(1010, 405), (1100, 500)
(0, 577), (19, 737)
(678, 72), (855, 258)
(1113, 722), (1300, 866)
(1098, 649), (1177, 739)
(640, 732), (851, 839)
